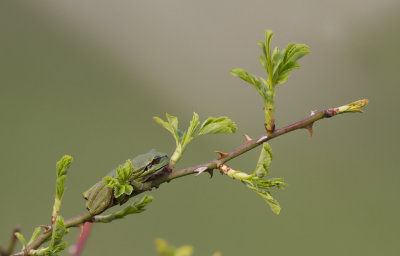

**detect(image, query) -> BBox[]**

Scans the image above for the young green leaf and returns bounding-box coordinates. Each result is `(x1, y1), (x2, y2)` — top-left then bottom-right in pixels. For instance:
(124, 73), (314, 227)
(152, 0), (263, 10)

(52, 155), (73, 226)
(166, 113), (178, 132)
(113, 184), (126, 198)
(103, 176), (119, 188)
(114, 195), (152, 217)
(56, 155), (73, 177)
(123, 184), (133, 196)
(338, 99), (369, 113)
(230, 68), (262, 89)
(230, 68), (268, 102)
(272, 43), (310, 85)
(55, 155), (73, 200)
(116, 159), (133, 182)
(49, 216), (68, 250)
(258, 30), (310, 87)
(55, 175), (66, 202)
(180, 112), (200, 148)
(197, 117), (237, 135)
(103, 159), (136, 198)
(32, 215), (69, 255)
(153, 114), (180, 146)
(254, 143), (273, 178)
(28, 227), (43, 246)
(232, 30), (310, 134)
(52, 243), (67, 254)
(156, 113), (237, 168)
(219, 164), (285, 215)
(94, 195), (153, 223)
(14, 232), (27, 250)
(257, 30), (274, 76)
(111, 183), (133, 198)
(248, 187), (281, 215)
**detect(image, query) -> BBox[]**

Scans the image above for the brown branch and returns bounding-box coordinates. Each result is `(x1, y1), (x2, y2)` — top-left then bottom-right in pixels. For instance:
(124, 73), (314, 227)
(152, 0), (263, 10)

(12, 99), (367, 255)
(129, 100), (368, 196)
(12, 213), (93, 256)
(2, 226), (21, 256)
(0, 247), (6, 256)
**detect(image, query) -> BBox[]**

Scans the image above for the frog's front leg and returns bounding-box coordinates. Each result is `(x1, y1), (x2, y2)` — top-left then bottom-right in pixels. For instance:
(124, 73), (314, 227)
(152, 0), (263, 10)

(129, 179), (146, 191)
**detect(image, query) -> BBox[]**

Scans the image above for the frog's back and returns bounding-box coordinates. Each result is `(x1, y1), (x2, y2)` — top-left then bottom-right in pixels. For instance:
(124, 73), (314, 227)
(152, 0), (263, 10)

(104, 149), (159, 178)
(131, 149), (159, 170)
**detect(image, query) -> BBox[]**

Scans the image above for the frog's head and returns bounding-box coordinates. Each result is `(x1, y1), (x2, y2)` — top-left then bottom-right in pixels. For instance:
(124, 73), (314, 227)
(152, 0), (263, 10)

(132, 149), (170, 181)
(144, 154), (169, 171)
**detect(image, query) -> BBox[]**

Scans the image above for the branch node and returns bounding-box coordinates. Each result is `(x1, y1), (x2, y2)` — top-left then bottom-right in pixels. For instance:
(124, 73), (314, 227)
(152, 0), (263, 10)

(324, 108), (339, 118)
(218, 164), (230, 174)
(265, 123), (276, 135)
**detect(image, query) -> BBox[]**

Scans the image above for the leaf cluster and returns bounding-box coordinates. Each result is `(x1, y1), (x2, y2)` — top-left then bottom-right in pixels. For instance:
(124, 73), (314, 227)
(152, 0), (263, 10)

(258, 30), (310, 86)
(222, 143), (286, 214)
(254, 142), (273, 178)
(15, 217), (69, 256)
(95, 195), (153, 223)
(249, 143), (286, 214)
(55, 155), (73, 201)
(231, 30), (310, 106)
(244, 176), (286, 215)
(153, 113), (237, 164)
(103, 159), (134, 198)
(154, 113), (237, 148)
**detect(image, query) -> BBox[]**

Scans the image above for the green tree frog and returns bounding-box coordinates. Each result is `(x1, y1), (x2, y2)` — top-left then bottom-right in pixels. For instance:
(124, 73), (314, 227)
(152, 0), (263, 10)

(83, 149), (169, 215)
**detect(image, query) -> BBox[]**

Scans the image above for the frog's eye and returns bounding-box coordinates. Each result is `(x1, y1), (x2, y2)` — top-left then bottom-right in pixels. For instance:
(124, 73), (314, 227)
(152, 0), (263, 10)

(152, 156), (162, 164)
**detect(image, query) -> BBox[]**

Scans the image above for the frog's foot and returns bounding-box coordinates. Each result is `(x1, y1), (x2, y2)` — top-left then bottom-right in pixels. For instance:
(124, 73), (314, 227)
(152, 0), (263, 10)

(130, 180), (146, 191)
(194, 167), (214, 178)
(164, 163), (173, 172)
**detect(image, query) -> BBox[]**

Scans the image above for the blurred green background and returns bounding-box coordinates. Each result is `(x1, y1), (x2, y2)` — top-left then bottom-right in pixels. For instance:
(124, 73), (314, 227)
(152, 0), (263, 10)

(1, 1), (399, 255)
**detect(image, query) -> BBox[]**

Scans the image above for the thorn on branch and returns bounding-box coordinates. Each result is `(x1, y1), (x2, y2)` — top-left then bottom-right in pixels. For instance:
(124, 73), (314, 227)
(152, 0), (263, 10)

(214, 151), (228, 160)
(194, 167), (214, 178)
(40, 225), (52, 234)
(194, 167), (208, 176)
(305, 123), (314, 137)
(243, 134), (252, 142)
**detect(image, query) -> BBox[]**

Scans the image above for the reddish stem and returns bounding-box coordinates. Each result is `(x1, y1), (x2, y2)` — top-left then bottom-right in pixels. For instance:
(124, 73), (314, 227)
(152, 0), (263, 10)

(71, 222), (93, 256)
